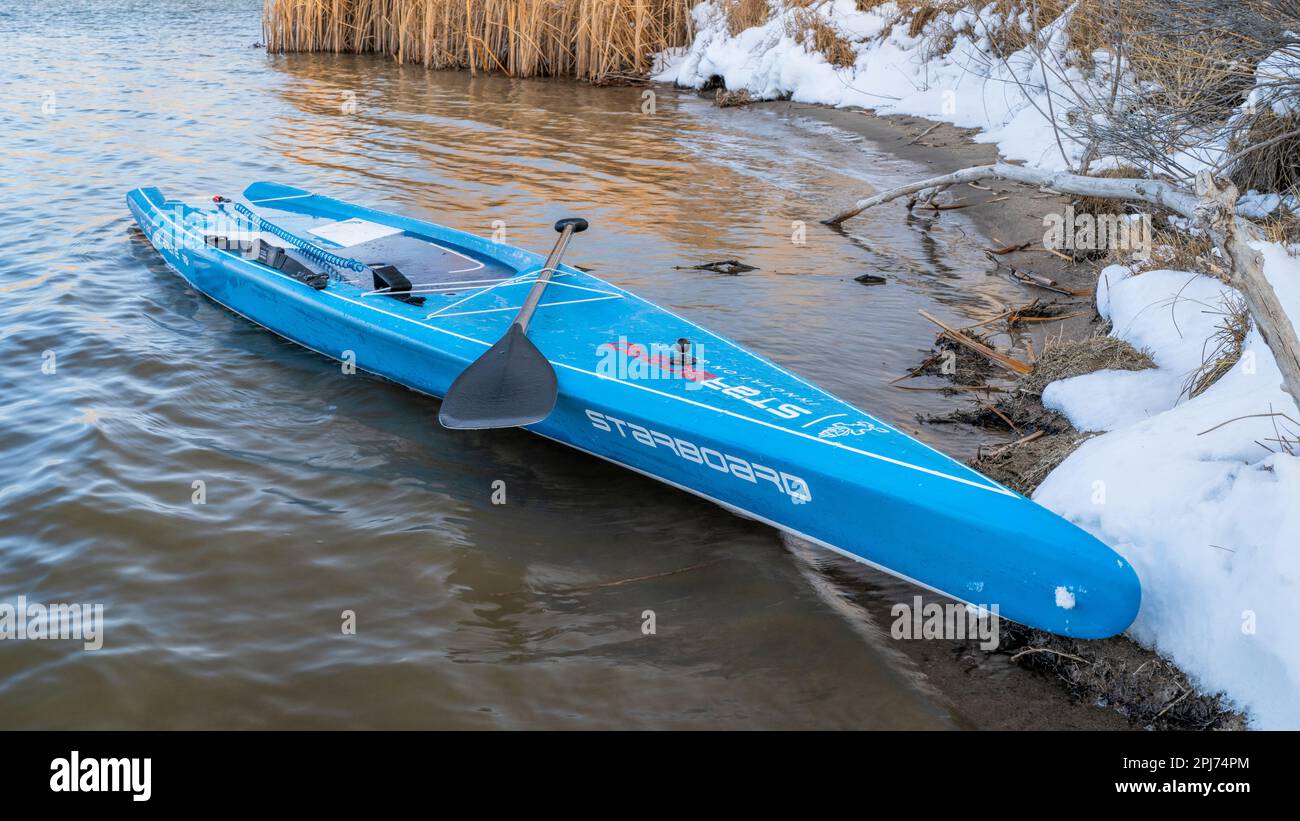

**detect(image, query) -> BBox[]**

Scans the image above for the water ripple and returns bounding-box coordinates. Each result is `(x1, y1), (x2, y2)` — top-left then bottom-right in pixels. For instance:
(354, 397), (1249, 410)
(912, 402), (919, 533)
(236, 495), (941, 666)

(0, 0), (1028, 728)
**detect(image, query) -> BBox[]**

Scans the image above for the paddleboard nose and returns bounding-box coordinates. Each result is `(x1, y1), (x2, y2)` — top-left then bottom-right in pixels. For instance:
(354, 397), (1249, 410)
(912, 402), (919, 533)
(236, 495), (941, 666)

(842, 467), (1142, 639)
(995, 503), (1142, 639)
(1046, 556), (1142, 640)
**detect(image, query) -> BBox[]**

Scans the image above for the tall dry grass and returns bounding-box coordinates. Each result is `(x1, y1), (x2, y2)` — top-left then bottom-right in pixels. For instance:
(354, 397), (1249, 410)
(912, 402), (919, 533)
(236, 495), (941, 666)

(873, 0), (1108, 61)
(786, 9), (856, 68)
(263, 0), (695, 80)
(724, 0), (770, 35)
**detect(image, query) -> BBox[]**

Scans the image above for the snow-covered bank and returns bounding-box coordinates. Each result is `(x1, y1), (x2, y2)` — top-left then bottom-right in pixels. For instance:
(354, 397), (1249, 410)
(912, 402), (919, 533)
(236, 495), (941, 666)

(657, 0), (1099, 169)
(1035, 257), (1300, 729)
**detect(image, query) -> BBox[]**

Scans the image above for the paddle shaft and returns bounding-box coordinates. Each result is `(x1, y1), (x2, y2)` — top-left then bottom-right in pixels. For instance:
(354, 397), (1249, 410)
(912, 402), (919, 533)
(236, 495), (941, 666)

(437, 216), (586, 429)
(515, 222), (578, 334)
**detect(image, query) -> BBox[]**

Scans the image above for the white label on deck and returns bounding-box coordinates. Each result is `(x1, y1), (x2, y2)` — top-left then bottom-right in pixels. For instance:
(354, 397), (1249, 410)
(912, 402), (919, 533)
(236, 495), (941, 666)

(584, 408), (812, 504)
(308, 218), (401, 247)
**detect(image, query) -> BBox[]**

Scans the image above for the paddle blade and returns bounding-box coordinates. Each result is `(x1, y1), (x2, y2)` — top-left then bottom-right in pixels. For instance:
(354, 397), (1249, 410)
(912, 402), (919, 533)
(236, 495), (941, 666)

(438, 324), (558, 429)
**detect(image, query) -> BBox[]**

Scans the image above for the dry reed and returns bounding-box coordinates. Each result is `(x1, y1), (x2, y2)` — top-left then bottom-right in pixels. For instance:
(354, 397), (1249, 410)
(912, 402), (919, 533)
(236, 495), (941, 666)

(1184, 294), (1251, 399)
(263, 0), (695, 81)
(724, 0), (770, 35)
(788, 9), (857, 68)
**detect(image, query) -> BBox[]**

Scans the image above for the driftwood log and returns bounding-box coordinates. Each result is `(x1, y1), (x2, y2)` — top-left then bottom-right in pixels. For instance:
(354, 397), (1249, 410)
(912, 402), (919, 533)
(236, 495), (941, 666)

(824, 164), (1300, 413)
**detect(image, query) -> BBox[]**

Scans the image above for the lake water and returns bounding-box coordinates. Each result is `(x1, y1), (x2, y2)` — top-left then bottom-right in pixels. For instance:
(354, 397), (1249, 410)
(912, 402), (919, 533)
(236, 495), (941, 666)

(0, 0), (1068, 728)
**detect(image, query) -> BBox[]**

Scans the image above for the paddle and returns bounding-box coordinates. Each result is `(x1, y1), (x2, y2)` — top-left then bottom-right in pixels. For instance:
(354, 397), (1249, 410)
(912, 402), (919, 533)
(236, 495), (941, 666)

(438, 217), (588, 429)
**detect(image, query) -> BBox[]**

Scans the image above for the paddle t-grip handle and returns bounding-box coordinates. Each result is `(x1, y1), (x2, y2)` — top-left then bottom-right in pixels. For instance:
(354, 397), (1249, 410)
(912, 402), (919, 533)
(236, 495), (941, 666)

(554, 217), (588, 234)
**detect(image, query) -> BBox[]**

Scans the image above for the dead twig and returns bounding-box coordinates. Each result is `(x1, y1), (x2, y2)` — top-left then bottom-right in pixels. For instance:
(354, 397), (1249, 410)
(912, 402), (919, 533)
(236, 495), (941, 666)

(918, 309), (1033, 375)
(1012, 311), (1090, 324)
(985, 430), (1046, 457)
(988, 255), (1094, 297)
(893, 383), (1004, 393)
(981, 401), (1024, 434)
(1198, 411), (1300, 436)
(1011, 647), (1092, 665)
(987, 241), (1032, 255)
(962, 307), (1019, 330)
(891, 352), (942, 383)
(906, 122), (941, 145)
(1155, 687), (1192, 719)
(919, 201), (973, 211)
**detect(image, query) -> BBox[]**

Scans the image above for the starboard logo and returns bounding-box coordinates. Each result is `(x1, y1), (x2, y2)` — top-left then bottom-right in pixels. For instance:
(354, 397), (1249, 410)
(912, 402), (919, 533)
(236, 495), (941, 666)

(817, 420), (890, 439)
(585, 409), (812, 504)
(50, 751), (151, 802)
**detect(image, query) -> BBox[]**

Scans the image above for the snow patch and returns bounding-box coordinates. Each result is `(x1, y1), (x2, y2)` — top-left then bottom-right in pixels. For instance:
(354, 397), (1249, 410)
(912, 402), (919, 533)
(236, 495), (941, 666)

(1035, 254), (1300, 729)
(1055, 586), (1076, 610)
(657, 0), (1094, 169)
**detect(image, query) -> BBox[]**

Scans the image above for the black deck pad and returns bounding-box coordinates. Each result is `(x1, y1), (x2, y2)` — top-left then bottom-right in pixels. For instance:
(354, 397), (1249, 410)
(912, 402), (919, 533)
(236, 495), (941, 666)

(344, 233), (515, 287)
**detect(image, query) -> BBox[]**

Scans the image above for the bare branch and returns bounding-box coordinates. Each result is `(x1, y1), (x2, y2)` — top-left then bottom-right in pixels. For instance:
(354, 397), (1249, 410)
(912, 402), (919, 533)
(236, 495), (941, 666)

(822, 163), (1198, 226)
(823, 165), (1300, 418)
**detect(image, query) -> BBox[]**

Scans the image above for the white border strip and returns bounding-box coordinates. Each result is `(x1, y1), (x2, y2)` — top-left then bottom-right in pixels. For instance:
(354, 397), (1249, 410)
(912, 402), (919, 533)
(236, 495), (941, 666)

(247, 192), (312, 203)
(427, 294), (624, 319)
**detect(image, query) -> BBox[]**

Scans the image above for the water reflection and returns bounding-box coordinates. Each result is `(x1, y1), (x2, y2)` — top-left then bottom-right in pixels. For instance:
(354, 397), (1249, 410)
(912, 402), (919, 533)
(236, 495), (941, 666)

(0, 0), (1039, 729)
